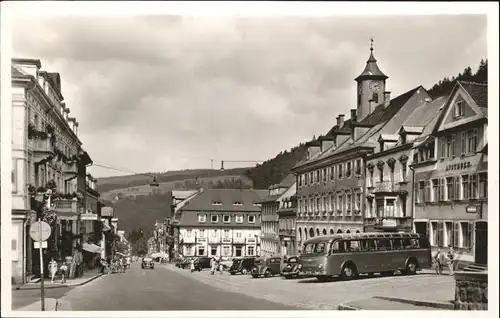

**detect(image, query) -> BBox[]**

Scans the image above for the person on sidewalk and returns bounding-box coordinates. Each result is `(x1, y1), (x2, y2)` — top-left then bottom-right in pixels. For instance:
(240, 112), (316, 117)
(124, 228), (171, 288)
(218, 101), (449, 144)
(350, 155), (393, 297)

(190, 258), (195, 273)
(433, 248), (445, 275)
(210, 257), (216, 275)
(447, 246), (455, 275)
(60, 261), (68, 284)
(49, 258), (58, 283)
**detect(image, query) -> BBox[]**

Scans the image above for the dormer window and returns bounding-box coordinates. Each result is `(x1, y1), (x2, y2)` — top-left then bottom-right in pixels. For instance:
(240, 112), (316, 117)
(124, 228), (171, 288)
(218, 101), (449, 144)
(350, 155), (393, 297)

(198, 214), (207, 223)
(233, 201), (243, 206)
(212, 201), (222, 206)
(454, 101), (464, 118)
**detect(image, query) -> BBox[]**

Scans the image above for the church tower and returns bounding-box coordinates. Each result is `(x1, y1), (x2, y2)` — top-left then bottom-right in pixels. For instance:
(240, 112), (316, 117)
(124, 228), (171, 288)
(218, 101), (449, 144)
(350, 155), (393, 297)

(355, 38), (389, 122)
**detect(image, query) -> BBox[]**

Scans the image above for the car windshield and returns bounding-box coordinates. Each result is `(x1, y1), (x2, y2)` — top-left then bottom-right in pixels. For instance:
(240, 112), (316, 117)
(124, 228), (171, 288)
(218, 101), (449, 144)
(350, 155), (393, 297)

(143, 258), (152, 262)
(288, 257), (298, 263)
(254, 259), (263, 265)
(303, 242), (328, 255)
(233, 259), (242, 264)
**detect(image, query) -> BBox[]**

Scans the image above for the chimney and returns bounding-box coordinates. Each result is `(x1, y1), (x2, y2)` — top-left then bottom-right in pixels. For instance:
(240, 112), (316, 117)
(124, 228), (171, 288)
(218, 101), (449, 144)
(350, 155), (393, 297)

(338, 114), (345, 127)
(64, 108), (70, 121)
(74, 121), (79, 136)
(350, 109), (357, 123)
(384, 91), (391, 108)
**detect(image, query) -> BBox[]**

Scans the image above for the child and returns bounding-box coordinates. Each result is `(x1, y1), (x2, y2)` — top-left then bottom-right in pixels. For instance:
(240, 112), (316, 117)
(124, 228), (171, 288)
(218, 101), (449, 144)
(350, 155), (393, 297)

(49, 258), (58, 283)
(60, 262), (68, 284)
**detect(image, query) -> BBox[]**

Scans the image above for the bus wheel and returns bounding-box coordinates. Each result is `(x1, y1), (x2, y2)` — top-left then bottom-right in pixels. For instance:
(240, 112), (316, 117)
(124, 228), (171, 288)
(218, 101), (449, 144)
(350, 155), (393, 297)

(405, 260), (418, 275)
(341, 264), (356, 280)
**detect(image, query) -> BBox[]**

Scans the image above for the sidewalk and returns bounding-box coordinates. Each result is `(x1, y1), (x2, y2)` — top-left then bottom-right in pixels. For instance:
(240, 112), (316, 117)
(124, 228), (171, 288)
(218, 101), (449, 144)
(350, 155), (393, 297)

(14, 270), (103, 290)
(338, 296), (454, 310)
(16, 298), (58, 311)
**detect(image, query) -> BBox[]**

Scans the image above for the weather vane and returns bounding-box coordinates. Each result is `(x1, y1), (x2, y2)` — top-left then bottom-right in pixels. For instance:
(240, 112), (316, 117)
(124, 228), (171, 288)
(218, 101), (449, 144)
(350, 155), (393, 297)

(370, 37), (374, 51)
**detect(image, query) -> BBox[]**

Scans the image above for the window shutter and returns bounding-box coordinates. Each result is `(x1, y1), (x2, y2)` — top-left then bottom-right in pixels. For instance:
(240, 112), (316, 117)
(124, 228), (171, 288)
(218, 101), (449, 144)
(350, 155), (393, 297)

(453, 222), (460, 247)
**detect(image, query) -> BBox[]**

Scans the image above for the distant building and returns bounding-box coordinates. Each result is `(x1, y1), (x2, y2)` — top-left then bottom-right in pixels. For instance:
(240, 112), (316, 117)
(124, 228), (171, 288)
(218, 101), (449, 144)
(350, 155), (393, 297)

(174, 188), (267, 258)
(257, 174), (295, 257)
(277, 180), (298, 256)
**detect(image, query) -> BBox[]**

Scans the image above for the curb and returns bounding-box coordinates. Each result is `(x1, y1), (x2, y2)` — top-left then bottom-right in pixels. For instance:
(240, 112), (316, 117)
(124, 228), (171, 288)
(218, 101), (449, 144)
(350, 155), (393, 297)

(373, 296), (454, 310)
(14, 273), (103, 290)
(337, 303), (361, 310)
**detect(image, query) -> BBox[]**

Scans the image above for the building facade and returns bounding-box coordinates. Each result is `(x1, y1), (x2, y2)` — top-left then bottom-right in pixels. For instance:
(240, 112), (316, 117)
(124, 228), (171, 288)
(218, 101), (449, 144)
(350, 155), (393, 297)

(277, 181), (297, 256)
(11, 58), (99, 283)
(292, 45), (429, 250)
(258, 174), (295, 257)
(175, 189), (266, 258)
(412, 81), (488, 267)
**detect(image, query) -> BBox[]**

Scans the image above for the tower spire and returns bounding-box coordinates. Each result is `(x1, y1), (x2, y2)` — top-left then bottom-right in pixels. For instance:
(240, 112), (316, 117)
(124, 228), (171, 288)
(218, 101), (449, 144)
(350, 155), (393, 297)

(370, 37), (374, 52)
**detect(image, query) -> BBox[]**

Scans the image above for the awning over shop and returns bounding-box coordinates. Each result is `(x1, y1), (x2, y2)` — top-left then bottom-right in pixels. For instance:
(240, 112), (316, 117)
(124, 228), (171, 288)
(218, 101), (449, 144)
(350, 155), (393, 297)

(82, 243), (102, 254)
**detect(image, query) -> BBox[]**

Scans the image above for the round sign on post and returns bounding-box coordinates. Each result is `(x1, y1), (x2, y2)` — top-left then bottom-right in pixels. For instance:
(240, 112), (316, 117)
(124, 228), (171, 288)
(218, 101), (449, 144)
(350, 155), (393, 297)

(30, 221), (52, 242)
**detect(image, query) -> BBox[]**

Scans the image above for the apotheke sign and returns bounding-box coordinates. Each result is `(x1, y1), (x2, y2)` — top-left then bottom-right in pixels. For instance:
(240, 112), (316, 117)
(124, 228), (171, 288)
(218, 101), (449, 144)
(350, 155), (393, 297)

(445, 161), (472, 171)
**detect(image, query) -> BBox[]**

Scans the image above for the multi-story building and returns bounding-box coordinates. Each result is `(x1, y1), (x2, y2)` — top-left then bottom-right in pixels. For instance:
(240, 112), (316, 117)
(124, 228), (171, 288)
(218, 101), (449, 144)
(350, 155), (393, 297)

(292, 45), (429, 246)
(175, 188), (266, 258)
(412, 81), (488, 268)
(277, 181), (298, 256)
(364, 96), (448, 232)
(11, 58), (96, 283)
(257, 174), (295, 257)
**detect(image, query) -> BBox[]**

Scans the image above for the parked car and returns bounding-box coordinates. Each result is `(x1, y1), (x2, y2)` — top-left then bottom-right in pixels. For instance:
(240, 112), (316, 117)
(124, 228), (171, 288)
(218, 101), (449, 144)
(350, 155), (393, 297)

(281, 256), (302, 279)
(141, 257), (154, 269)
(219, 258), (234, 270)
(194, 257), (212, 271)
(251, 257), (282, 278)
(229, 257), (256, 275)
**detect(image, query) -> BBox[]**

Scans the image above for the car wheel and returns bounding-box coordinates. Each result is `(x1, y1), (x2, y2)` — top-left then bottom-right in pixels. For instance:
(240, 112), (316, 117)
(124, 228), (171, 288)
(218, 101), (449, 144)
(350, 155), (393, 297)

(341, 264), (356, 280)
(241, 268), (248, 275)
(404, 260), (418, 275)
(264, 269), (271, 278)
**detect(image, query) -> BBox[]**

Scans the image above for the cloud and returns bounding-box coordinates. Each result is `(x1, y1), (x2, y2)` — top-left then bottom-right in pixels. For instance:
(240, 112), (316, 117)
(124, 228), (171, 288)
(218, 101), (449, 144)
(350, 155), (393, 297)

(11, 15), (487, 176)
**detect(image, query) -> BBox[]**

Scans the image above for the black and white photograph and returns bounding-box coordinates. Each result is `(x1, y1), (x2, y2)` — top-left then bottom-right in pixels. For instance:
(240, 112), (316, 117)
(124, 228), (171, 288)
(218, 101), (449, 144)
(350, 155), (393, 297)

(0, 1), (498, 315)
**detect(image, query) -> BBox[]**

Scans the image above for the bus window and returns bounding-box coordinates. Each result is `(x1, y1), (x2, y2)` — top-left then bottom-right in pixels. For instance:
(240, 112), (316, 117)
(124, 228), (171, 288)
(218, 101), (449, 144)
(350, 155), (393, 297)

(315, 243), (326, 254)
(376, 239), (392, 251)
(392, 239), (403, 250)
(401, 238), (412, 249)
(409, 239), (420, 249)
(346, 240), (360, 252)
(304, 243), (315, 254)
(418, 238), (430, 248)
(330, 241), (345, 254)
(360, 239), (376, 251)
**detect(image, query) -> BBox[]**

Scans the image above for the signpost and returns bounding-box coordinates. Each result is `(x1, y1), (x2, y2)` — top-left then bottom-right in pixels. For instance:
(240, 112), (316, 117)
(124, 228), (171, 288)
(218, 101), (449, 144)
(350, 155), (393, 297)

(29, 219), (51, 311)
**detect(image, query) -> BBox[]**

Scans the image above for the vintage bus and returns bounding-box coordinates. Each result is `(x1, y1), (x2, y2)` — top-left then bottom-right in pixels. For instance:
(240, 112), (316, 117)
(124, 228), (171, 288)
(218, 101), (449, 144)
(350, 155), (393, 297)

(298, 232), (432, 282)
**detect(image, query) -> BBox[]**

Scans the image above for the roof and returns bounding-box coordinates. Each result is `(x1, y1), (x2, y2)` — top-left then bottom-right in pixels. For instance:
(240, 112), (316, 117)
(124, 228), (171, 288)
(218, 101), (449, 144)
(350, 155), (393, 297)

(399, 126), (424, 134)
(12, 65), (28, 77)
(459, 81), (487, 109)
(409, 96), (449, 144)
(278, 174), (296, 188)
(178, 189), (267, 212)
(379, 134), (399, 142)
(172, 190), (199, 200)
(355, 49), (388, 81)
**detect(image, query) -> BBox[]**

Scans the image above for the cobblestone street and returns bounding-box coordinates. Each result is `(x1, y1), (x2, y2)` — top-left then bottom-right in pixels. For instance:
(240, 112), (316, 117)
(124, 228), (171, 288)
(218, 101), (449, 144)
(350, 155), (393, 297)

(163, 264), (455, 310)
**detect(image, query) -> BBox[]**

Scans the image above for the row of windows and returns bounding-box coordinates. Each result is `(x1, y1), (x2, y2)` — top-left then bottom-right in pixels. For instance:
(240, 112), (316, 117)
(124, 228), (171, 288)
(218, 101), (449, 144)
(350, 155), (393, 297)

(304, 237), (428, 254)
(298, 158), (363, 187)
(184, 245), (256, 257)
(198, 214), (256, 224)
(440, 129), (479, 158)
(430, 221), (473, 249)
(416, 173), (487, 203)
(298, 192), (362, 215)
(367, 160), (408, 186)
(184, 229), (257, 238)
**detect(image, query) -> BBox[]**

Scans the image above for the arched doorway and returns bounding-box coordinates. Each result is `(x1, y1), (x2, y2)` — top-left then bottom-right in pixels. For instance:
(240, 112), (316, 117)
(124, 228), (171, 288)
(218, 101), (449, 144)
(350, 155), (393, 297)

(322, 229), (327, 235)
(309, 228), (315, 238)
(475, 221), (488, 265)
(330, 229), (334, 235)
(337, 229), (343, 233)
(316, 228), (320, 236)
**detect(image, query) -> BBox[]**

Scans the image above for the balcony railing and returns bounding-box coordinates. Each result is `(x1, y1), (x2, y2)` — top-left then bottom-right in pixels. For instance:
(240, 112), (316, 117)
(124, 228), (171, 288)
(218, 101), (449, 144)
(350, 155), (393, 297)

(279, 229), (295, 236)
(32, 139), (54, 154)
(374, 181), (396, 193)
(233, 237), (246, 244)
(53, 199), (83, 214)
(221, 238), (232, 244)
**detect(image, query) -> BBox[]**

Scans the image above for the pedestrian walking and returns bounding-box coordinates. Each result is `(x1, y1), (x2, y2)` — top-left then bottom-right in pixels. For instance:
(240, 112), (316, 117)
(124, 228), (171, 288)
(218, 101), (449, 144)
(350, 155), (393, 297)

(218, 256), (223, 274)
(447, 246), (455, 275)
(60, 261), (68, 284)
(210, 258), (216, 275)
(190, 258), (195, 273)
(433, 248), (445, 275)
(49, 258), (58, 283)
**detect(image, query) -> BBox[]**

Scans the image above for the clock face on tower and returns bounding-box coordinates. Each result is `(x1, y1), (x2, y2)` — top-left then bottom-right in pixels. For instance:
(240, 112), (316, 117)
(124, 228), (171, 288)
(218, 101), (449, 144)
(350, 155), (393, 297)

(369, 81), (381, 92)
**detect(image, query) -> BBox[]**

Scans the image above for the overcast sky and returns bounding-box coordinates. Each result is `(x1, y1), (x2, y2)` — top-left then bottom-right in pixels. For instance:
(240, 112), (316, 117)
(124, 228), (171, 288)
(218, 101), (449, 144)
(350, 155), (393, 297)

(11, 13), (487, 178)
